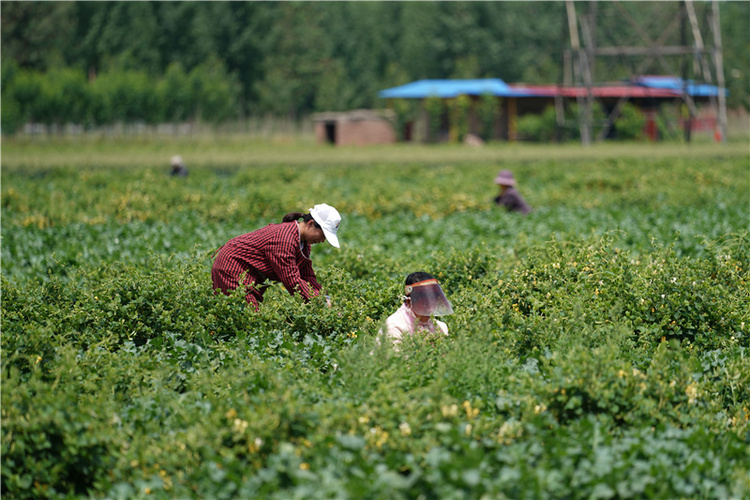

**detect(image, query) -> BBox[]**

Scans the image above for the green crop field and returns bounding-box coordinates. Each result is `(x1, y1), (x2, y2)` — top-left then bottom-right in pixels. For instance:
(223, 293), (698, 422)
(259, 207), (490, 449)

(2, 137), (749, 499)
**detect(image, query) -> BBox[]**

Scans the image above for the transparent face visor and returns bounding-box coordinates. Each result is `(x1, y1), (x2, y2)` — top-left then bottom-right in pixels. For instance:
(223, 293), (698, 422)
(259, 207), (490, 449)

(406, 279), (454, 317)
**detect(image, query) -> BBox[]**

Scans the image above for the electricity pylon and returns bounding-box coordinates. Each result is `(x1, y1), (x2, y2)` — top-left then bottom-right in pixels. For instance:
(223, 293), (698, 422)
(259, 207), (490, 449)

(564, 0), (727, 144)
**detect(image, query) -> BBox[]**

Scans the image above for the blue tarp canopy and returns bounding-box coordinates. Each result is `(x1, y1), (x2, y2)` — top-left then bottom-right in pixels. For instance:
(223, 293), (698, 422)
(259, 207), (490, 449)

(380, 77), (726, 100)
(378, 79), (532, 99)
(634, 76), (727, 97)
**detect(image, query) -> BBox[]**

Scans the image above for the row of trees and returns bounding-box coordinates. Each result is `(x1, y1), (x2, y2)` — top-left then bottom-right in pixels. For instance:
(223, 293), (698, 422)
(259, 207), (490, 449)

(1, 61), (239, 134)
(2, 1), (748, 133)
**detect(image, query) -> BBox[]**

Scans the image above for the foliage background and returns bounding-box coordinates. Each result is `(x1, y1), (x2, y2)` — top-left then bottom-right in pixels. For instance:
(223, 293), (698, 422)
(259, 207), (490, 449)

(2, 137), (749, 498)
(2, 1), (749, 133)
(2, 2), (749, 497)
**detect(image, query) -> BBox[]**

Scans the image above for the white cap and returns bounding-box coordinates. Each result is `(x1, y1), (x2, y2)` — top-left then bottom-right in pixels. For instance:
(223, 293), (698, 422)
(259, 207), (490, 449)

(309, 203), (341, 248)
(171, 155), (183, 166)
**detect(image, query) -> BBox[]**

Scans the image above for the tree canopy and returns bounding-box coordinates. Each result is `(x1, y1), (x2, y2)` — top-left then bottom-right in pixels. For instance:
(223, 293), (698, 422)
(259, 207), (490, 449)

(2, 1), (747, 121)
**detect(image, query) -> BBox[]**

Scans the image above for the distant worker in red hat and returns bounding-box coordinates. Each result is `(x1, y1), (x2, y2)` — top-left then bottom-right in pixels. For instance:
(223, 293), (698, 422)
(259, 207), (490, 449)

(212, 204), (341, 310)
(493, 169), (532, 214)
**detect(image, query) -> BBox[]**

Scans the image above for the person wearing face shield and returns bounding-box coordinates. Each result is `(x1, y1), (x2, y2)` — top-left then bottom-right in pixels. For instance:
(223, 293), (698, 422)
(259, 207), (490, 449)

(211, 204), (341, 310)
(380, 272), (453, 347)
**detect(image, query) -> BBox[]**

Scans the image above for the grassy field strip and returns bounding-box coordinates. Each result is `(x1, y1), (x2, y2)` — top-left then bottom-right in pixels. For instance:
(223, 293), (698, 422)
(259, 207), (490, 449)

(2, 139), (748, 170)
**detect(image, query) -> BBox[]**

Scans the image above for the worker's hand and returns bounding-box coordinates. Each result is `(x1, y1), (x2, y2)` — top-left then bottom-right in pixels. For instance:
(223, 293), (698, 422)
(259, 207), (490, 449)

(325, 295), (332, 308)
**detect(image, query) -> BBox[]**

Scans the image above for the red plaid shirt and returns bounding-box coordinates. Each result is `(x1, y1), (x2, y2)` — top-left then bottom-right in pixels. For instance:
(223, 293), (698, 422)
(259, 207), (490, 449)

(211, 221), (322, 309)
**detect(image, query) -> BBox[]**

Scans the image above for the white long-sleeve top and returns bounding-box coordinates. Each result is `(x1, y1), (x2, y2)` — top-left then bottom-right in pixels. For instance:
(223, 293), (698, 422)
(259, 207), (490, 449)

(380, 303), (448, 348)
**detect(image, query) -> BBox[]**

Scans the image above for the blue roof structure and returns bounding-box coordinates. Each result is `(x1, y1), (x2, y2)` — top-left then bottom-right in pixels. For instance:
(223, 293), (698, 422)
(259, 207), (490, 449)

(378, 79), (533, 99)
(634, 76), (727, 97)
(379, 77), (726, 100)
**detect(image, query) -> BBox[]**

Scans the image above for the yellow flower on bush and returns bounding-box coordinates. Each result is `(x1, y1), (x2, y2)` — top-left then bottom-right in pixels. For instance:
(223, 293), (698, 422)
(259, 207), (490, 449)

(399, 422), (412, 437)
(368, 426), (389, 448)
(496, 420), (523, 445)
(686, 384), (698, 404)
(441, 404), (458, 418)
(248, 437), (263, 453)
(233, 418), (248, 434)
(462, 400), (479, 419)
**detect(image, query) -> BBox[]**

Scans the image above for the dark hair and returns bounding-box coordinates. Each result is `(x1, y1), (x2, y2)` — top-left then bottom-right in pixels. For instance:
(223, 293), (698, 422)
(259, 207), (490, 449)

(405, 271), (434, 287)
(282, 212), (321, 228)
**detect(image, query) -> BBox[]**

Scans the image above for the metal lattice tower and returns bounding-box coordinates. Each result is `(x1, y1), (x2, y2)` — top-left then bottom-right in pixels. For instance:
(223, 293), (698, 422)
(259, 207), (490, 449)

(564, 0), (727, 144)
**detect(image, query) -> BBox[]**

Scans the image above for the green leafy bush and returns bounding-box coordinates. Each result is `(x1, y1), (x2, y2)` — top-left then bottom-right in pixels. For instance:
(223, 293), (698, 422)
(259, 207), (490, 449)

(187, 58), (241, 123)
(1, 144), (748, 498)
(612, 102), (647, 140)
(425, 95), (444, 143)
(90, 69), (158, 125)
(2, 348), (117, 499)
(478, 93), (500, 141)
(391, 98), (417, 142)
(448, 94), (471, 143)
(0, 63), (239, 132)
(517, 105), (558, 142)
(156, 63), (191, 123)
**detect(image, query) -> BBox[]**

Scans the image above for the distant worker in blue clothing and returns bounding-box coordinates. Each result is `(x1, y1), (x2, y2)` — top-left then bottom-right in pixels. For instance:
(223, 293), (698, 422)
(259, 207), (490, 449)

(493, 169), (531, 214)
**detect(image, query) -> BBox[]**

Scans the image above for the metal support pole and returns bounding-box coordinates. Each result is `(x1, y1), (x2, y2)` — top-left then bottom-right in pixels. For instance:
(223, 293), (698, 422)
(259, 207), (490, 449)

(566, 0), (591, 146)
(681, 1), (692, 143)
(581, 3), (597, 144)
(711, 0), (728, 142)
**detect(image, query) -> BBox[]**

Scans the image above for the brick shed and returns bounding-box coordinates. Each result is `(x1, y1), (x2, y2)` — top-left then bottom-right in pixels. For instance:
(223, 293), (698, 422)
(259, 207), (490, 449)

(313, 109), (396, 146)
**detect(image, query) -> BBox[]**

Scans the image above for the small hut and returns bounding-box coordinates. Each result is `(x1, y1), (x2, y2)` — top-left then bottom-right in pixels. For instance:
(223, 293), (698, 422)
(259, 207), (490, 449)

(313, 109), (396, 146)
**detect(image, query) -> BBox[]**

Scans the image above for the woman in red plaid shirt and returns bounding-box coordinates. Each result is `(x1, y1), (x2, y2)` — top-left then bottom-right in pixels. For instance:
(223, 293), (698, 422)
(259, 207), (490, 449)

(212, 204), (341, 310)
